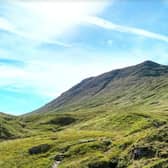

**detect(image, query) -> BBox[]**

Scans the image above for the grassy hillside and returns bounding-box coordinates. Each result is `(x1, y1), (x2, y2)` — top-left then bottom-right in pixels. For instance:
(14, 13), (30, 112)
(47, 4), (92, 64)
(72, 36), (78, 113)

(34, 60), (168, 113)
(0, 112), (29, 140)
(0, 104), (167, 168)
(0, 61), (168, 168)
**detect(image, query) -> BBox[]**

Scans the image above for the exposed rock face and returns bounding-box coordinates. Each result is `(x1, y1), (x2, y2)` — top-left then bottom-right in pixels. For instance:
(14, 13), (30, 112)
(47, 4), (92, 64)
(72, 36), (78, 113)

(48, 116), (76, 126)
(132, 146), (156, 160)
(54, 153), (65, 161)
(88, 160), (118, 168)
(28, 144), (51, 155)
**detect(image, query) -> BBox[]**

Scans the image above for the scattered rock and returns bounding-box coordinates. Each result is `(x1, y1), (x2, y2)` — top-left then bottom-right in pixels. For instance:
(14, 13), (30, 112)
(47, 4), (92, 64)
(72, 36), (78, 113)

(54, 153), (65, 161)
(28, 144), (51, 155)
(88, 160), (118, 168)
(48, 116), (76, 126)
(132, 146), (156, 160)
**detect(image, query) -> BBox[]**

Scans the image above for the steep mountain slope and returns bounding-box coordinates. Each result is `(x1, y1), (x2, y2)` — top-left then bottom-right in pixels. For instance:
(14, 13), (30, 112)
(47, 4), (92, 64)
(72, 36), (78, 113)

(35, 60), (168, 113)
(0, 61), (168, 168)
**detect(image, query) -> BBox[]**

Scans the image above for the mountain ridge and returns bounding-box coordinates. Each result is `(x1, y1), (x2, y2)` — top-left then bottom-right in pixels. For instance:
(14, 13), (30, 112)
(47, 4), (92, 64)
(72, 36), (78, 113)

(33, 60), (168, 114)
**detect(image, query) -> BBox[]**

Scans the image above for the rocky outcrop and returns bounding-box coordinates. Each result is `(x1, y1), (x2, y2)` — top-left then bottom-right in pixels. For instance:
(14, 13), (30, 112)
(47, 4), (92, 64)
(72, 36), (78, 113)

(28, 144), (51, 155)
(132, 146), (156, 160)
(47, 116), (76, 126)
(88, 160), (118, 168)
(54, 153), (65, 161)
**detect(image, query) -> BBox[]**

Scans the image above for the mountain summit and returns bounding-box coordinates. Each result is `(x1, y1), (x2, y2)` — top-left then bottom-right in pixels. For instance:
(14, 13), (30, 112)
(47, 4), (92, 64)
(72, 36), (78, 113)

(35, 60), (168, 113)
(139, 60), (161, 66)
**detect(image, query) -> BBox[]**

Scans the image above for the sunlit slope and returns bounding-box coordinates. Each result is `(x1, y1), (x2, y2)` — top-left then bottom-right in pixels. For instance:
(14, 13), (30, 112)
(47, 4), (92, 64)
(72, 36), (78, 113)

(0, 61), (168, 167)
(33, 61), (168, 114)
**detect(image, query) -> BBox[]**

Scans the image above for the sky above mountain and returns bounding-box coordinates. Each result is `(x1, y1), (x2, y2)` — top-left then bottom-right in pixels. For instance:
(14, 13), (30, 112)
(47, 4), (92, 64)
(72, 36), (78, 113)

(0, 0), (168, 114)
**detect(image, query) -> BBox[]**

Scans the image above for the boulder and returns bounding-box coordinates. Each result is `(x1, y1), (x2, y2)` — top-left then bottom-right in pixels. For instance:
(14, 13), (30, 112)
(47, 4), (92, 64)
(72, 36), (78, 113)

(88, 160), (118, 168)
(28, 144), (51, 155)
(132, 146), (156, 160)
(54, 153), (65, 161)
(48, 116), (76, 126)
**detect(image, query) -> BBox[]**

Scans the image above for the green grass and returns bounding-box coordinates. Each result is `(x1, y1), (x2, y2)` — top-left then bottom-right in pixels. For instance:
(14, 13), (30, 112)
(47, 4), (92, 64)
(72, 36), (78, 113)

(0, 102), (167, 167)
(0, 62), (168, 167)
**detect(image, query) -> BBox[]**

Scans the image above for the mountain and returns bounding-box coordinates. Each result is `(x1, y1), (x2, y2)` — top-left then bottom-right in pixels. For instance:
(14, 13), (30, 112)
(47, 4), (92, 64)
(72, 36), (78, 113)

(0, 60), (168, 168)
(35, 60), (168, 113)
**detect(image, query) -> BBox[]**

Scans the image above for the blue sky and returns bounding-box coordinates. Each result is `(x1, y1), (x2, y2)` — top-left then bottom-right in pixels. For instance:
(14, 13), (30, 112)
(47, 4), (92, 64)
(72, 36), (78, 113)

(0, 0), (168, 115)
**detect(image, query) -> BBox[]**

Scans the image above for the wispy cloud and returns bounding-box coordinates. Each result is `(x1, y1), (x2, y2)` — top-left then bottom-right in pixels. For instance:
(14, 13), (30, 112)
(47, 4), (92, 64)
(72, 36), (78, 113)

(0, 17), (15, 32)
(85, 16), (168, 43)
(0, 1), (109, 47)
(0, 16), (72, 48)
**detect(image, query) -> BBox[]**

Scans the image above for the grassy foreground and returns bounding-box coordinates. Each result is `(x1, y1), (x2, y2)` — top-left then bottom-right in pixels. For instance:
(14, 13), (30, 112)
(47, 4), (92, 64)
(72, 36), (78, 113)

(0, 103), (168, 168)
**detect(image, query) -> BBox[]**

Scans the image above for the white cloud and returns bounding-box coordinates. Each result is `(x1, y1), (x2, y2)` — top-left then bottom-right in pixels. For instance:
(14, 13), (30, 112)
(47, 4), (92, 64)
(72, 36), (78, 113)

(0, 41), (167, 100)
(85, 16), (168, 43)
(0, 49), (138, 98)
(0, 17), (15, 32)
(0, 1), (109, 46)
